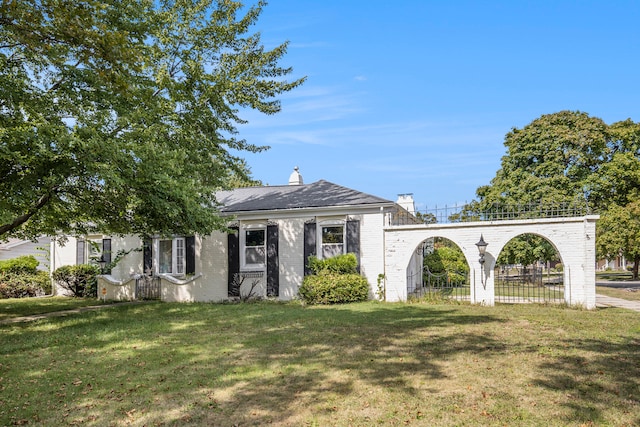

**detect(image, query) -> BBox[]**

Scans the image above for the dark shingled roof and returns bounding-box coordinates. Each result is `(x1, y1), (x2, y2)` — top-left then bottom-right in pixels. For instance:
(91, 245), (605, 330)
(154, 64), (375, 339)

(217, 180), (393, 213)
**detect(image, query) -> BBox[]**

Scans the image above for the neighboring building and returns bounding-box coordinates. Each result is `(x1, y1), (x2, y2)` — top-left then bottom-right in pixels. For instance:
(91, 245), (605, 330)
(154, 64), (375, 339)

(51, 168), (403, 301)
(0, 237), (51, 271)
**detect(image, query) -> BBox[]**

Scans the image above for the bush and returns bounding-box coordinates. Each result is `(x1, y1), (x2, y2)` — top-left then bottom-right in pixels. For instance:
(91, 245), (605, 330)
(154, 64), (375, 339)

(307, 253), (358, 275)
(299, 273), (369, 305)
(0, 255), (39, 274)
(52, 264), (100, 298)
(0, 256), (52, 299)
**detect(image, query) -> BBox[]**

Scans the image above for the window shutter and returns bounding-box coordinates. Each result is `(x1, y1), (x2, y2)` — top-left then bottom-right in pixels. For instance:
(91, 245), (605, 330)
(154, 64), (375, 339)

(185, 236), (196, 275)
(346, 220), (361, 273)
(266, 225), (279, 297)
(76, 240), (85, 265)
(227, 228), (240, 297)
(303, 222), (316, 276)
(143, 238), (153, 275)
(102, 239), (112, 274)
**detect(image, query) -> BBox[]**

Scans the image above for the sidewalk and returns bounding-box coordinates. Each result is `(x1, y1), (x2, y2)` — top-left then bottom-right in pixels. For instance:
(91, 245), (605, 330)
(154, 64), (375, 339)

(596, 293), (640, 312)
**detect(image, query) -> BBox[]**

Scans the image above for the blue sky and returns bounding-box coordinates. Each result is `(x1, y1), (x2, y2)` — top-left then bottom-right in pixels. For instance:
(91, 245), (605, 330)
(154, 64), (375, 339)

(237, 1), (640, 210)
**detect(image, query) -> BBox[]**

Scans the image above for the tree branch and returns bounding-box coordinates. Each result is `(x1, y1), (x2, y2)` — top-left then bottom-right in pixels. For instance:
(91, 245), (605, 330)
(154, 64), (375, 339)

(0, 190), (56, 237)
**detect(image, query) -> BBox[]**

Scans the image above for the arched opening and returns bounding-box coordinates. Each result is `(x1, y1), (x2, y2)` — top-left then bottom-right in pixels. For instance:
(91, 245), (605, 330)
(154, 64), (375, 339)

(494, 233), (564, 304)
(407, 237), (471, 301)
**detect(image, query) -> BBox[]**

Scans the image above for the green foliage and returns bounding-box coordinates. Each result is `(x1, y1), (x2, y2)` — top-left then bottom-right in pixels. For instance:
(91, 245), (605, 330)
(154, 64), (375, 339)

(496, 234), (559, 266)
(0, 255), (51, 298)
(0, 255), (39, 274)
(299, 274), (369, 305)
(423, 239), (468, 283)
(307, 253), (358, 275)
(597, 201), (640, 280)
(0, 0), (304, 240)
(474, 111), (610, 207)
(52, 264), (100, 298)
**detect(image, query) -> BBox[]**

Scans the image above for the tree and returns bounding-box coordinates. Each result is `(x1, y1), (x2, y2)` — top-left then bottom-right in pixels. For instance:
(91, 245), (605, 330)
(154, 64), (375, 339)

(596, 201), (640, 280)
(496, 234), (558, 267)
(0, 0), (304, 241)
(475, 111), (609, 207)
(469, 111), (640, 276)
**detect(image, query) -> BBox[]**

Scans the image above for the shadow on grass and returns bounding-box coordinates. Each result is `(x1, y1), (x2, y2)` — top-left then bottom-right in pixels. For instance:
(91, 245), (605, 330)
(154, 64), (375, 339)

(1, 302), (638, 426)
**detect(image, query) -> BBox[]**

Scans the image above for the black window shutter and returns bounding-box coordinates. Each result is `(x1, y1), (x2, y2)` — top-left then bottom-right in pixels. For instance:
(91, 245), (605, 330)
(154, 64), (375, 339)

(227, 228), (240, 297)
(185, 236), (196, 275)
(303, 222), (317, 276)
(266, 225), (279, 297)
(346, 220), (361, 273)
(102, 239), (112, 274)
(76, 240), (85, 265)
(143, 238), (153, 275)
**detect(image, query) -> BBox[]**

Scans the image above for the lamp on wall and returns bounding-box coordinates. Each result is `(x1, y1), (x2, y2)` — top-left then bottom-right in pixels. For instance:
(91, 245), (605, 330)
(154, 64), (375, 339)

(475, 234), (488, 289)
(475, 234), (488, 265)
(98, 255), (107, 274)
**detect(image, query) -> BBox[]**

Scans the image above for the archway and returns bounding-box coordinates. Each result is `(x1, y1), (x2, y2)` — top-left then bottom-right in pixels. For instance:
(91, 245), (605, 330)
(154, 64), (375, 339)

(407, 237), (471, 301)
(383, 215), (598, 308)
(494, 233), (565, 304)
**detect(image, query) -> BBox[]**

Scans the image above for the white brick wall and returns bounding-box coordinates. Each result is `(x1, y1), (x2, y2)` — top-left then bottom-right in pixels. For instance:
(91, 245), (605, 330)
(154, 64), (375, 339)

(384, 216), (599, 308)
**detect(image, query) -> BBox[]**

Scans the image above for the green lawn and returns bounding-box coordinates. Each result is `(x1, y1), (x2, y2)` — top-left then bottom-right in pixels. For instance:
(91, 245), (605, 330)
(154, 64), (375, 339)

(0, 296), (111, 321)
(1, 301), (639, 426)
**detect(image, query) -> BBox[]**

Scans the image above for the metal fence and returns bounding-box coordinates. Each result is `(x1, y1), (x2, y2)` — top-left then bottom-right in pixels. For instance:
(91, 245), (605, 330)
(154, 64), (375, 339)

(494, 266), (565, 304)
(135, 275), (160, 300)
(407, 266), (471, 301)
(391, 201), (592, 226)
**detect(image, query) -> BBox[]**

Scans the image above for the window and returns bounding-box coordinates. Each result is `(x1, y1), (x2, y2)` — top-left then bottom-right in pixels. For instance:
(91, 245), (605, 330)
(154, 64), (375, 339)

(242, 228), (266, 270)
(158, 237), (185, 275)
(321, 225), (345, 258)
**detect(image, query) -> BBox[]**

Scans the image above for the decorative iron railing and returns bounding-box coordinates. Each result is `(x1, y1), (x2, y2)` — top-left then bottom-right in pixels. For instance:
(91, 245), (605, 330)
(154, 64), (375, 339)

(390, 201), (592, 226)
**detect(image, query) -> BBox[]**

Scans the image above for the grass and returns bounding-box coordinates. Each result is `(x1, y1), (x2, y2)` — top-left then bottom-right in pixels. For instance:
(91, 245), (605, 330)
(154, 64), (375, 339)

(596, 271), (636, 281)
(596, 286), (640, 302)
(1, 300), (639, 426)
(0, 296), (111, 321)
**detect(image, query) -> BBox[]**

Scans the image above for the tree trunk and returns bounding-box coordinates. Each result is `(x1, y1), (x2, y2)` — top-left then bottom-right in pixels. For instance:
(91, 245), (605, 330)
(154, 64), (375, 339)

(633, 255), (639, 281)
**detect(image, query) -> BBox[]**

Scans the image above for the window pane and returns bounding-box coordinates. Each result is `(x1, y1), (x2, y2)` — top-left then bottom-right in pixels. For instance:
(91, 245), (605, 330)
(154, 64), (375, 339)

(245, 247), (265, 265)
(322, 226), (344, 244)
(322, 244), (343, 259)
(175, 239), (185, 274)
(245, 229), (265, 247)
(159, 240), (172, 273)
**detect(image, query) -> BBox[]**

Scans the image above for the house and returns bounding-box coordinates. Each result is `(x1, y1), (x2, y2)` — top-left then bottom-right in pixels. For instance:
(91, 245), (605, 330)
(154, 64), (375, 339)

(50, 168), (402, 301)
(0, 237), (51, 271)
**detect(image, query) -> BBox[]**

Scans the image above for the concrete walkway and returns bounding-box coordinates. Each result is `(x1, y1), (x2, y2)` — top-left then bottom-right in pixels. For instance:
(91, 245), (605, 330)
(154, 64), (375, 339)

(596, 293), (640, 312)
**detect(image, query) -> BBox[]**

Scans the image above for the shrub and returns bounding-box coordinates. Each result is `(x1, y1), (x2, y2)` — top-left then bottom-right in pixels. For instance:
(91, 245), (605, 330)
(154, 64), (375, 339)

(299, 273), (369, 305)
(0, 255), (39, 274)
(0, 256), (51, 299)
(307, 253), (358, 275)
(52, 264), (100, 298)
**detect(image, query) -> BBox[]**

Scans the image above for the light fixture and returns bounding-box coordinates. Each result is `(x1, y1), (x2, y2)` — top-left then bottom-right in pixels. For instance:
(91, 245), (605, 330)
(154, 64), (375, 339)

(475, 234), (488, 265)
(98, 255), (107, 274)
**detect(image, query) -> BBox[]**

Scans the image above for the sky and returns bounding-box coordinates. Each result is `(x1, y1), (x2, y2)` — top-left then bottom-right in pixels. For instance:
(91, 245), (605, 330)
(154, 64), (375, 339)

(235, 0), (640, 211)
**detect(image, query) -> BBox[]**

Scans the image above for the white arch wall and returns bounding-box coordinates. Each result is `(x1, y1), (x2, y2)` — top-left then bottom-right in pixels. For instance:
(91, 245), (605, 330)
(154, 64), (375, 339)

(384, 216), (599, 308)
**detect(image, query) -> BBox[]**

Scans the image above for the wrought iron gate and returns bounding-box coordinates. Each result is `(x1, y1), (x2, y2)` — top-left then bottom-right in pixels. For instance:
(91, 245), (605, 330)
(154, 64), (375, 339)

(494, 266), (564, 304)
(408, 266), (470, 301)
(135, 275), (160, 300)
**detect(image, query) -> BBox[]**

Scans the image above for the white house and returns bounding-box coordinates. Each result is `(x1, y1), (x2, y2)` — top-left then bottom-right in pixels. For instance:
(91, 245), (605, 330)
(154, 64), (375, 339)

(0, 237), (51, 271)
(50, 168), (402, 301)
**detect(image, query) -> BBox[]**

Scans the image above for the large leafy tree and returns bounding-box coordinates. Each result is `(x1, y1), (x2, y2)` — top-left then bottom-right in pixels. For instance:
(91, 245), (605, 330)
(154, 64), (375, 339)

(472, 111), (640, 273)
(596, 200), (640, 279)
(0, 0), (303, 241)
(475, 111), (610, 207)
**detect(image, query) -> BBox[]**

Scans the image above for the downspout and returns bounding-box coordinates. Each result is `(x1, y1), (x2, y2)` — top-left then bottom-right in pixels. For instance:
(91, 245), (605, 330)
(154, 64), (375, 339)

(381, 206), (387, 302)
